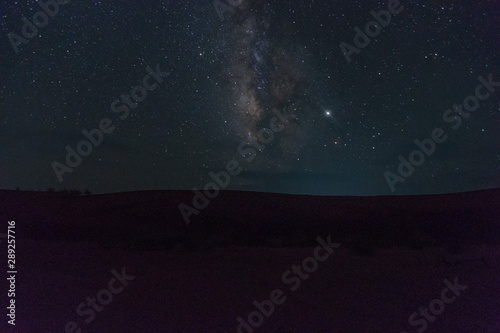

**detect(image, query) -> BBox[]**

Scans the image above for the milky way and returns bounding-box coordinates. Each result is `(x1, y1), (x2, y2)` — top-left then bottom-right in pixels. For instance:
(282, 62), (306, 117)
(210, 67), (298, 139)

(218, 1), (317, 159)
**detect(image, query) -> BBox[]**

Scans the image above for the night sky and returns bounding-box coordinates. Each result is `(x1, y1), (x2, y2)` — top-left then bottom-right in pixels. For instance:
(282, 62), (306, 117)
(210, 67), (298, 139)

(0, 0), (499, 195)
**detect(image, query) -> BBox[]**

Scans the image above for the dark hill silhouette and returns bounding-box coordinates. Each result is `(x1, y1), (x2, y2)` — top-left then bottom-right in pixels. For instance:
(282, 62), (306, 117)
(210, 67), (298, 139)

(1, 188), (499, 252)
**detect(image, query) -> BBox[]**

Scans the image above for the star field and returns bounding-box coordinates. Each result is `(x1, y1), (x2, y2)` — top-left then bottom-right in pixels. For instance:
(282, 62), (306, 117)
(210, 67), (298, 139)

(0, 0), (499, 195)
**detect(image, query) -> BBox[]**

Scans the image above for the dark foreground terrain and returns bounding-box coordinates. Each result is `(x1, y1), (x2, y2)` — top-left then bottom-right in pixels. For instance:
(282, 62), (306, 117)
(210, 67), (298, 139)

(0, 189), (499, 332)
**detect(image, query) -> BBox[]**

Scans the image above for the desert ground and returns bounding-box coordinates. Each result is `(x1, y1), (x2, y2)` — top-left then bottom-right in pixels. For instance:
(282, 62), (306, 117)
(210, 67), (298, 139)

(0, 189), (499, 332)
